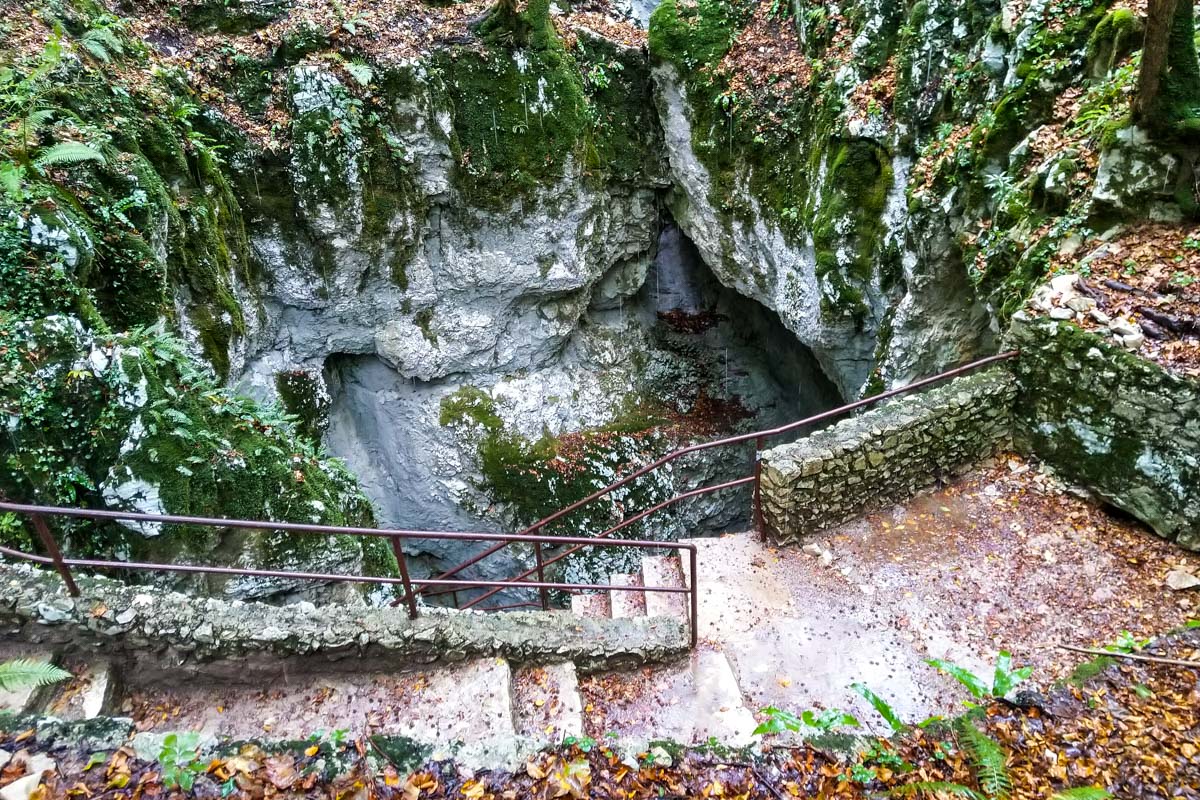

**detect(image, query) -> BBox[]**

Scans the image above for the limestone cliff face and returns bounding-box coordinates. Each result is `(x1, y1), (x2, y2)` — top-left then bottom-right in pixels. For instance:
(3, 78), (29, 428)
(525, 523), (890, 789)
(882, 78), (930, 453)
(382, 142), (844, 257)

(645, 0), (1198, 398)
(646, 0), (1001, 397)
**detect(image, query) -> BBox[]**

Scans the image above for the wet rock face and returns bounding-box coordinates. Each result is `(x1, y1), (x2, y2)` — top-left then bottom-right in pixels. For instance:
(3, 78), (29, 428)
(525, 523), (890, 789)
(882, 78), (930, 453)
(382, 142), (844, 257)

(760, 370), (1016, 543)
(1090, 126), (1185, 219)
(231, 54), (843, 585)
(1008, 315), (1200, 550)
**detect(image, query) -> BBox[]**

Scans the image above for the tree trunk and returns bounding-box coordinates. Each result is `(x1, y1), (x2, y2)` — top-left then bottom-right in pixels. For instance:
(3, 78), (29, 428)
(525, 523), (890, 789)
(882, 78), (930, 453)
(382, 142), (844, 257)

(1135, 0), (1200, 133)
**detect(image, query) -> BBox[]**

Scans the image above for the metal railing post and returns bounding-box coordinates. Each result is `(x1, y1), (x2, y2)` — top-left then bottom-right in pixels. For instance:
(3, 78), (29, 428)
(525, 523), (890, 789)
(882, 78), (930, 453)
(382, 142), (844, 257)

(534, 535), (550, 611)
(30, 513), (79, 597)
(752, 436), (766, 539)
(688, 545), (698, 649)
(390, 535), (419, 620)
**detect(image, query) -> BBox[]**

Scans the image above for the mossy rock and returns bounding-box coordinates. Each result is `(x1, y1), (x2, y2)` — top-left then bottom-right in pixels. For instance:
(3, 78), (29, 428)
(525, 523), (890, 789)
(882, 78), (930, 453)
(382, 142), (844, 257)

(183, 0), (293, 34)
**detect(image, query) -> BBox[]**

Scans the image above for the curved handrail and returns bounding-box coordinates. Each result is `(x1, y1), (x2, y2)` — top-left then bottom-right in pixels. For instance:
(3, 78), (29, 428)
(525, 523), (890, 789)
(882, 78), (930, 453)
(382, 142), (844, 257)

(419, 350), (1020, 591)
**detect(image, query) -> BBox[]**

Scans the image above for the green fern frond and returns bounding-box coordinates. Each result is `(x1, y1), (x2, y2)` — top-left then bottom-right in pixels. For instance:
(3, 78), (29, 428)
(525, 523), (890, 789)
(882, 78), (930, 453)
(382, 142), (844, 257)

(24, 108), (55, 131)
(0, 659), (72, 692)
(80, 27), (124, 62)
(927, 658), (989, 698)
(1049, 788), (1112, 800)
(79, 38), (111, 62)
(35, 141), (105, 168)
(851, 682), (908, 733)
(956, 719), (1012, 800)
(888, 781), (986, 799)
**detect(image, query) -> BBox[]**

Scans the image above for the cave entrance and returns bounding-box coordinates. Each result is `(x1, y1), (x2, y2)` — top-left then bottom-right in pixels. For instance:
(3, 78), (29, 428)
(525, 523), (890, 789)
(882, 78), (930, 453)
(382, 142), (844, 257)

(625, 220), (845, 532)
(642, 221), (843, 435)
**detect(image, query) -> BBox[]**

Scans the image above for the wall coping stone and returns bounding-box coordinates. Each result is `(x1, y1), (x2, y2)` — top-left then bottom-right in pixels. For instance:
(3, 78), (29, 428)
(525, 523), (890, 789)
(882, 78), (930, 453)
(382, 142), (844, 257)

(0, 563), (688, 680)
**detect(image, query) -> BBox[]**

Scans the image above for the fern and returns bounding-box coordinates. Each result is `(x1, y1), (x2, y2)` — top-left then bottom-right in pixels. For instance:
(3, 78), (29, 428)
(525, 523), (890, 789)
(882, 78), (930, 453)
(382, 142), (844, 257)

(888, 781), (985, 800)
(35, 141), (105, 168)
(851, 682), (907, 733)
(0, 162), (23, 201)
(79, 27), (124, 62)
(0, 659), (72, 692)
(928, 658), (990, 698)
(1049, 789), (1111, 800)
(956, 720), (1011, 800)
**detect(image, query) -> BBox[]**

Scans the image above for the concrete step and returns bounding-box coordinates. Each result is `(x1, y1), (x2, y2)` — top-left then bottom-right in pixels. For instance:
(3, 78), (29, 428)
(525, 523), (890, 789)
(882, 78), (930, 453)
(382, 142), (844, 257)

(0, 644), (59, 715)
(608, 572), (646, 618)
(512, 662), (583, 741)
(39, 658), (117, 721)
(123, 657), (517, 763)
(579, 648), (757, 748)
(640, 555), (689, 621)
(570, 592), (611, 619)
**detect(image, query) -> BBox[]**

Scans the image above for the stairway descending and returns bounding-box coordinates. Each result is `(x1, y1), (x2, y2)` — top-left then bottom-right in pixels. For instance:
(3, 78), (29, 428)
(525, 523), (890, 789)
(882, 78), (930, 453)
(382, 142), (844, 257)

(567, 545), (758, 748)
(0, 640), (588, 772)
(570, 553), (690, 626)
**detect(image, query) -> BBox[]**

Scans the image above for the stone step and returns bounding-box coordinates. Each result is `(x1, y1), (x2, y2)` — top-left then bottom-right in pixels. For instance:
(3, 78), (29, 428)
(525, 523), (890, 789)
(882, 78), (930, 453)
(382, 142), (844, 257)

(39, 658), (117, 721)
(0, 644), (59, 715)
(123, 657), (518, 767)
(608, 572), (646, 618)
(579, 648), (757, 748)
(570, 592), (611, 619)
(512, 662), (583, 741)
(640, 555), (689, 621)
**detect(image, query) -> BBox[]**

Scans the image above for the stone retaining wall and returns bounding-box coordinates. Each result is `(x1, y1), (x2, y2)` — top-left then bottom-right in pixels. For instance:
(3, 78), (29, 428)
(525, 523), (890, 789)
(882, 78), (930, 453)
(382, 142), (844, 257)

(0, 563), (688, 680)
(1007, 314), (1200, 549)
(760, 369), (1016, 544)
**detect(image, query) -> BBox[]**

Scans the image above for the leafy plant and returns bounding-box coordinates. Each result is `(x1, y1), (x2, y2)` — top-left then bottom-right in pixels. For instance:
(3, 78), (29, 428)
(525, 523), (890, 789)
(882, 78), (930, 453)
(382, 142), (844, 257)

(887, 720), (1014, 800)
(851, 682), (908, 733)
(34, 141), (105, 168)
(889, 781), (985, 799)
(0, 658), (72, 691)
(956, 719), (1011, 799)
(753, 705), (860, 736)
(1049, 789), (1112, 800)
(158, 732), (206, 792)
(79, 21), (125, 63)
(926, 652), (1032, 703)
(1104, 631), (1150, 654)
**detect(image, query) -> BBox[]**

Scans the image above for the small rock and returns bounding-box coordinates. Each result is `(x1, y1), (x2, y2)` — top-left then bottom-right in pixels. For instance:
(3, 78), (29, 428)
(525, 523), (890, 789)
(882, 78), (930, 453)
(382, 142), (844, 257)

(1109, 317), (1140, 337)
(819, 550), (834, 567)
(0, 773), (43, 800)
(1089, 308), (1111, 325)
(115, 608), (137, 625)
(647, 746), (673, 767)
(1048, 307), (1075, 320)
(1050, 273), (1079, 294)
(193, 622), (214, 643)
(1121, 332), (1145, 350)
(1166, 569), (1200, 591)
(36, 601), (72, 624)
(253, 626), (290, 642)
(1065, 296), (1095, 313)
(801, 544), (823, 557)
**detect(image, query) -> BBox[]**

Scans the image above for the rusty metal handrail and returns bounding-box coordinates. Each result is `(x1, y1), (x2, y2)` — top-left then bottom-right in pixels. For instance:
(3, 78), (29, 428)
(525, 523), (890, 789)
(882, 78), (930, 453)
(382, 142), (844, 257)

(421, 350), (1021, 590)
(454, 475), (754, 610)
(0, 503), (700, 647)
